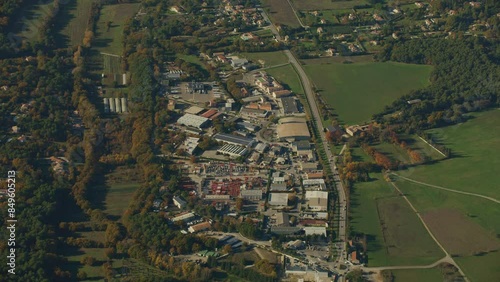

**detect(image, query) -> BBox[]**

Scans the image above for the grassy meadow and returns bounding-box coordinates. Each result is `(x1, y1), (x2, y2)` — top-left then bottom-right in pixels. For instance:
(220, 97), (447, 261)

(350, 173), (444, 266)
(266, 64), (305, 97)
(94, 3), (140, 54)
(397, 110), (500, 198)
(392, 268), (443, 282)
(240, 51), (289, 67)
(304, 62), (432, 124)
(58, 0), (95, 47)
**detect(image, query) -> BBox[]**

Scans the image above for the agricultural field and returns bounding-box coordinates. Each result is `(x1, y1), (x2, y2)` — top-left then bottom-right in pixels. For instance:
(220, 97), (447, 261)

(102, 54), (121, 74)
(57, 0), (94, 47)
(266, 64), (305, 97)
(291, 0), (368, 11)
(397, 110), (500, 198)
(455, 252), (500, 282)
(303, 62), (433, 124)
(94, 3), (140, 55)
(394, 181), (500, 281)
(89, 166), (141, 220)
(239, 51), (289, 67)
(350, 173), (443, 266)
(261, 0), (301, 28)
(391, 268), (443, 282)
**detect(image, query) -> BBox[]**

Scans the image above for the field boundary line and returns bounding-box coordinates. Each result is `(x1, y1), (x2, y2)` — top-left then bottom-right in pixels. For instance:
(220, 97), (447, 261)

(418, 136), (446, 157)
(392, 173), (500, 204)
(389, 181), (469, 282)
(284, 0), (307, 28)
(100, 52), (121, 58)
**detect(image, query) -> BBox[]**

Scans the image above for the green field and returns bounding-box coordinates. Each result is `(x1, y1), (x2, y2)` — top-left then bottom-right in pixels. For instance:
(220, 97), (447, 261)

(262, 0), (301, 28)
(350, 173), (444, 266)
(266, 64), (305, 97)
(64, 247), (106, 280)
(103, 182), (140, 218)
(58, 0), (94, 47)
(395, 181), (500, 242)
(392, 268), (443, 282)
(304, 62), (432, 124)
(455, 252), (500, 282)
(397, 110), (500, 198)
(94, 3), (140, 54)
(291, 0), (368, 10)
(102, 54), (121, 74)
(240, 51), (289, 67)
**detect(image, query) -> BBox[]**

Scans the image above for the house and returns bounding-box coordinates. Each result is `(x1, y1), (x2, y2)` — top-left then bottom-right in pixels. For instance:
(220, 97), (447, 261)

(286, 240), (304, 250)
(231, 58), (249, 69)
(171, 212), (196, 222)
(188, 221), (211, 233)
(303, 226), (327, 236)
(173, 196), (187, 209)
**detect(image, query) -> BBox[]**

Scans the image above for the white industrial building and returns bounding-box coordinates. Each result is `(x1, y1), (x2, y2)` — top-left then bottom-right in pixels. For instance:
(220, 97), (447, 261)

(268, 193), (289, 206)
(217, 144), (248, 158)
(305, 191), (328, 211)
(177, 113), (210, 129)
(302, 179), (326, 190)
(240, 189), (263, 201)
(173, 196), (187, 209)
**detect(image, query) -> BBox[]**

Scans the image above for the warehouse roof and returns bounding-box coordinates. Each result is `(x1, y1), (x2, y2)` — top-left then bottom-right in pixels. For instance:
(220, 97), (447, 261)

(213, 133), (254, 147)
(185, 106), (205, 115)
(177, 113), (210, 128)
(277, 122), (310, 140)
(269, 193), (289, 206)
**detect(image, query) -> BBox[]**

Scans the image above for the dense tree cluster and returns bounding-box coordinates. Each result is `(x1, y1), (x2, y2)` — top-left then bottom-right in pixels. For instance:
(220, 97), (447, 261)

(375, 38), (500, 132)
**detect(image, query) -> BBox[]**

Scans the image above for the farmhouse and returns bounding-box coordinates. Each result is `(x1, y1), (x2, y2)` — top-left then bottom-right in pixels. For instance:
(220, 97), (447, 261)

(188, 222), (211, 233)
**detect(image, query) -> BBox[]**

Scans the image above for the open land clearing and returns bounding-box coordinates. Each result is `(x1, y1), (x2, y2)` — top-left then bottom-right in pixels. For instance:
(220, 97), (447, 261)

(397, 110), (500, 198)
(57, 0), (94, 47)
(240, 51), (289, 67)
(396, 180), (500, 281)
(261, 0), (301, 28)
(304, 62), (432, 124)
(291, 0), (368, 11)
(421, 209), (500, 256)
(12, 0), (55, 43)
(350, 173), (443, 266)
(391, 267), (443, 282)
(266, 64), (305, 97)
(94, 3), (140, 54)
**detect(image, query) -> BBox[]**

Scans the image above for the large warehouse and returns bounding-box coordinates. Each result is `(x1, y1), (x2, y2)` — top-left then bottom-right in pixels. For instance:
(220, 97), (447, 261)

(305, 191), (328, 211)
(277, 118), (310, 141)
(177, 113), (210, 129)
(213, 133), (255, 147)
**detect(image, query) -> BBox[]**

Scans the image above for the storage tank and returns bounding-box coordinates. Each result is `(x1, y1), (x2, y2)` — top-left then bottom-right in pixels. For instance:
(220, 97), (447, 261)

(121, 98), (127, 113)
(115, 98), (121, 113)
(109, 97), (116, 113)
(103, 98), (110, 113)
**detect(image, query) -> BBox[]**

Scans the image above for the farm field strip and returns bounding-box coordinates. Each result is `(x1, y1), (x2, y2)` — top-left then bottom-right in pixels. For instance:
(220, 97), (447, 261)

(393, 174), (500, 204)
(261, 0), (301, 28)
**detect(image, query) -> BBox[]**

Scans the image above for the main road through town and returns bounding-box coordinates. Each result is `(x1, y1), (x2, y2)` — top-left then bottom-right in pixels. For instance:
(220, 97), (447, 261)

(260, 8), (348, 272)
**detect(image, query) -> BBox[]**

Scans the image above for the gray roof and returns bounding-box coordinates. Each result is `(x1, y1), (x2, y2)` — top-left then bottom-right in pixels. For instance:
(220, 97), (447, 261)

(213, 133), (254, 147)
(280, 97), (299, 114)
